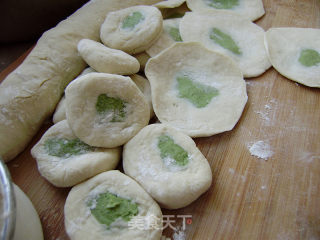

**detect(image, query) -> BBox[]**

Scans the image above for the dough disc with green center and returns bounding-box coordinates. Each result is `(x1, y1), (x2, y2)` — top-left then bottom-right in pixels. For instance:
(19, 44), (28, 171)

(145, 42), (247, 137)
(180, 12), (271, 77)
(146, 18), (182, 57)
(265, 28), (320, 88)
(123, 124), (212, 209)
(100, 6), (163, 54)
(186, 0), (265, 21)
(31, 120), (121, 187)
(64, 170), (162, 240)
(65, 73), (150, 148)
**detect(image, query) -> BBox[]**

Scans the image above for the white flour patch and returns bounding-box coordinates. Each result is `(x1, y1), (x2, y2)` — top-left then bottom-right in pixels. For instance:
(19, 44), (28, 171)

(173, 228), (186, 240)
(248, 141), (274, 160)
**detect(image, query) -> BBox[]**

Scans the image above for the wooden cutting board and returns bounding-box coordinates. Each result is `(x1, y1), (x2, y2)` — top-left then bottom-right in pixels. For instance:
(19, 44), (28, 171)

(1, 0), (320, 239)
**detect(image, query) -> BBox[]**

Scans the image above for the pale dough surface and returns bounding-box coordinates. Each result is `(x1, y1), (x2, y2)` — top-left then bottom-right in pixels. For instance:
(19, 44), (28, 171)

(100, 5), (163, 54)
(265, 27), (320, 88)
(186, 0), (264, 21)
(133, 52), (150, 72)
(154, 0), (186, 9)
(0, 0), (162, 162)
(147, 18), (182, 57)
(180, 12), (271, 77)
(77, 39), (139, 75)
(123, 124), (212, 209)
(65, 73), (150, 148)
(145, 42), (247, 137)
(64, 170), (163, 240)
(31, 120), (121, 187)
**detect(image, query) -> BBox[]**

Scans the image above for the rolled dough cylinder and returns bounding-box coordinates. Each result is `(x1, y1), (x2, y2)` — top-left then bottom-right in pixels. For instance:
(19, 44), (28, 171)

(0, 0), (161, 162)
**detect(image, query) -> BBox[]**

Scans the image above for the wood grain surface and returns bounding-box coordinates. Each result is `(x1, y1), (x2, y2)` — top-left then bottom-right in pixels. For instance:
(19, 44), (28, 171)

(1, 0), (320, 239)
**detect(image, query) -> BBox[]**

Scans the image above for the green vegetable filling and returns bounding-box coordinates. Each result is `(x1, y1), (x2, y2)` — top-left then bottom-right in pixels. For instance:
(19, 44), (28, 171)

(205, 0), (239, 9)
(168, 27), (183, 42)
(298, 49), (320, 67)
(96, 94), (127, 122)
(210, 28), (241, 55)
(158, 135), (189, 166)
(44, 138), (94, 158)
(88, 192), (138, 227)
(122, 11), (145, 29)
(177, 75), (219, 108)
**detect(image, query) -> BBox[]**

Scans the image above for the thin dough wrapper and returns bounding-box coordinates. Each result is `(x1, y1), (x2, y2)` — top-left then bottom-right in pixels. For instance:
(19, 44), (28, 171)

(64, 170), (163, 240)
(154, 0), (186, 9)
(145, 42), (247, 137)
(123, 124), (212, 209)
(180, 12), (271, 78)
(265, 27), (320, 88)
(31, 120), (121, 187)
(186, 0), (264, 21)
(65, 73), (150, 148)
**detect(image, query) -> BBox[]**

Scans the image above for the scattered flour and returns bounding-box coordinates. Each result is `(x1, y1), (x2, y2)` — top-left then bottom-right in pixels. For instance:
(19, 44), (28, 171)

(249, 141), (274, 160)
(173, 228), (186, 240)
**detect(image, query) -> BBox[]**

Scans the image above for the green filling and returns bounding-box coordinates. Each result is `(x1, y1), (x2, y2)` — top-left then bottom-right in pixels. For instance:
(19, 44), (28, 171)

(177, 75), (219, 108)
(168, 27), (183, 42)
(298, 49), (320, 67)
(205, 0), (239, 9)
(44, 138), (94, 158)
(96, 94), (127, 122)
(122, 11), (145, 29)
(210, 28), (241, 55)
(88, 192), (138, 227)
(158, 135), (189, 166)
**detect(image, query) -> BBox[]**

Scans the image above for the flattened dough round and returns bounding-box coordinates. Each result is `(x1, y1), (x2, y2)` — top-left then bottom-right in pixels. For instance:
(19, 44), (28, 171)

(180, 12), (271, 77)
(123, 124), (212, 209)
(145, 42), (247, 137)
(100, 6), (163, 54)
(65, 72), (150, 148)
(265, 27), (320, 88)
(77, 39), (139, 75)
(31, 120), (121, 187)
(186, 0), (265, 21)
(147, 18), (182, 57)
(64, 170), (163, 240)
(154, 0), (186, 9)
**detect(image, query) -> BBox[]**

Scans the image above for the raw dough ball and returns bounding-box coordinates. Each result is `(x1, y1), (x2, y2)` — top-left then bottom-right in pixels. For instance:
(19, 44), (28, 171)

(13, 184), (43, 240)
(130, 74), (155, 118)
(145, 42), (247, 137)
(186, 0), (265, 21)
(65, 72), (150, 148)
(123, 124), (212, 209)
(77, 39), (140, 75)
(31, 120), (121, 187)
(100, 5), (163, 54)
(154, 0), (186, 9)
(180, 12), (271, 77)
(133, 52), (150, 72)
(64, 170), (163, 240)
(147, 18), (182, 57)
(265, 27), (320, 88)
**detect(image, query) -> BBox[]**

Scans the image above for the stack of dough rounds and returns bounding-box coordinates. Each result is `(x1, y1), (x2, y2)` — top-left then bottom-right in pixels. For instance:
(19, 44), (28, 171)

(145, 42), (247, 137)
(77, 39), (140, 75)
(31, 120), (121, 187)
(53, 67), (96, 124)
(186, 0), (265, 21)
(64, 170), (163, 240)
(65, 72), (150, 148)
(180, 12), (271, 77)
(100, 5), (163, 54)
(154, 0), (186, 9)
(147, 18), (182, 57)
(123, 124), (212, 209)
(265, 27), (320, 88)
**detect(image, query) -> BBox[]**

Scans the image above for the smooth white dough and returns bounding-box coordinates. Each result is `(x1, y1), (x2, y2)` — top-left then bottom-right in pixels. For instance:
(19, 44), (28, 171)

(180, 11), (271, 77)
(265, 27), (320, 88)
(123, 124), (212, 209)
(100, 5), (163, 54)
(186, 0), (265, 21)
(154, 0), (186, 9)
(65, 72), (150, 148)
(77, 39), (140, 75)
(145, 42), (247, 137)
(64, 170), (163, 240)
